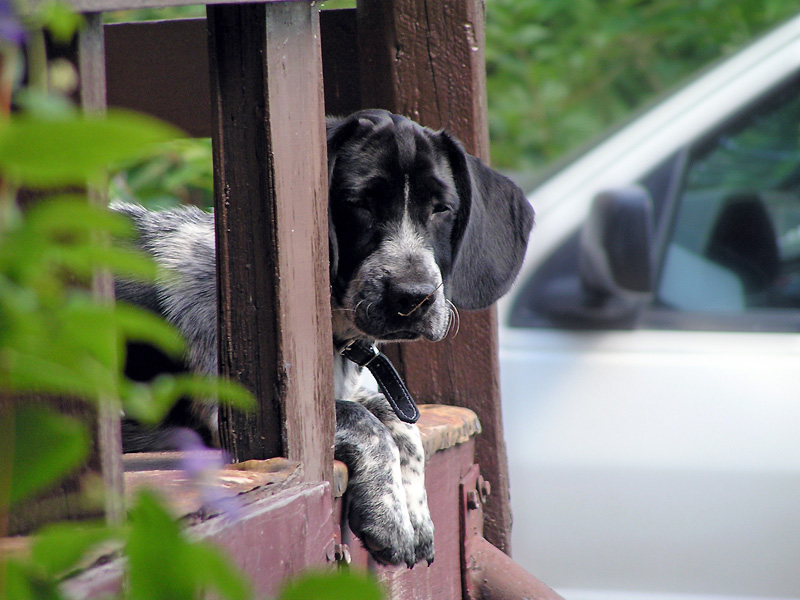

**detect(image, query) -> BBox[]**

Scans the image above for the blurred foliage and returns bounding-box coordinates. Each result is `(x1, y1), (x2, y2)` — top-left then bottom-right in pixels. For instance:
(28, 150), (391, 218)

(110, 138), (214, 209)
(485, 0), (800, 174)
(0, 5), (257, 600)
(4, 1), (798, 597)
(103, 4), (205, 23)
(103, 0), (354, 24)
(1, 5), (380, 600)
(104, 1), (800, 186)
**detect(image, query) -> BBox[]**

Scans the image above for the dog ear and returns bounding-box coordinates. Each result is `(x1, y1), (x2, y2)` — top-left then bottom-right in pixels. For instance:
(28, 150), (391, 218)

(326, 115), (365, 282)
(439, 131), (535, 310)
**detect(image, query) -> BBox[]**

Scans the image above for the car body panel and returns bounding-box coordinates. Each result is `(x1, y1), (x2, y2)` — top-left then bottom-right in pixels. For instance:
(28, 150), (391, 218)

(498, 12), (800, 600)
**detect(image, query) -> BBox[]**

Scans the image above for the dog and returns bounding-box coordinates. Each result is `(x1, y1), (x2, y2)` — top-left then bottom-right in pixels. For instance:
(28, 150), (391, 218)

(114, 109), (534, 568)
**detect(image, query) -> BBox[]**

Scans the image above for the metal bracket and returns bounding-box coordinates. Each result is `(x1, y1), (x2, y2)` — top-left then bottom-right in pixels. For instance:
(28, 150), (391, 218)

(460, 464), (565, 600)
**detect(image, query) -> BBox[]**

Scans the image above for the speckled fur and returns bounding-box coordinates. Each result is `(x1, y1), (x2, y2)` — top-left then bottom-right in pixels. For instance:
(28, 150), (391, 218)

(115, 109), (533, 569)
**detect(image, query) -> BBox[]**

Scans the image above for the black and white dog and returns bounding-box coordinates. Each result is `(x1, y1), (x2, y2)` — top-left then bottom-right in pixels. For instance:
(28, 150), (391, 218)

(115, 109), (533, 568)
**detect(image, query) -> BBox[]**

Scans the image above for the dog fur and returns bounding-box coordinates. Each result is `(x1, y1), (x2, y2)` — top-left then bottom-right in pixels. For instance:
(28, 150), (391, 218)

(115, 109), (534, 567)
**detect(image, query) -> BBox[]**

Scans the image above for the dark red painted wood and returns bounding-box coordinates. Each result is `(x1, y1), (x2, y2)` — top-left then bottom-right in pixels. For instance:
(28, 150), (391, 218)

(356, 0), (514, 554)
(105, 19), (211, 138)
(198, 482), (336, 598)
(207, 3), (333, 484)
(103, 10), (362, 136)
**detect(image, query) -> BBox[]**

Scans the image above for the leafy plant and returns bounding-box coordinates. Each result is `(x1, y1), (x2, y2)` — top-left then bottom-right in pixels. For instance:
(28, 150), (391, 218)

(485, 0), (800, 174)
(0, 5), (384, 600)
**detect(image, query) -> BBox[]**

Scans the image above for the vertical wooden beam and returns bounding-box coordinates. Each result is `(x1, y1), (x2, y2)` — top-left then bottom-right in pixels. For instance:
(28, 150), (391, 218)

(207, 2), (333, 485)
(264, 3), (333, 485)
(357, 0), (513, 554)
(79, 12), (125, 526)
(5, 14), (123, 535)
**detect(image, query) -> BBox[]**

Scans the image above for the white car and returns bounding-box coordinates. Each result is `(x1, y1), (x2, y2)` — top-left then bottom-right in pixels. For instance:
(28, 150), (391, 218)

(499, 12), (800, 600)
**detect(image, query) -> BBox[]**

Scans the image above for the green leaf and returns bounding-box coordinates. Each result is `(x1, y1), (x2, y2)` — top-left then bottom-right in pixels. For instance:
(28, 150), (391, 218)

(127, 490), (194, 600)
(159, 374), (255, 411)
(31, 521), (121, 577)
(114, 302), (185, 358)
(38, 1), (84, 43)
(0, 559), (66, 600)
(121, 373), (253, 425)
(14, 89), (79, 120)
(277, 570), (384, 600)
(1, 405), (90, 507)
(24, 197), (133, 239)
(0, 111), (183, 187)
(0, 349), (103, 398)
(126, 490), (252, 600)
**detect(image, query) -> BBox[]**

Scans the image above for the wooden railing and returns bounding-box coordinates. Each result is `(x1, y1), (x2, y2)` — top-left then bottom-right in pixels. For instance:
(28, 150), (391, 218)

(7, 1), (565, 597)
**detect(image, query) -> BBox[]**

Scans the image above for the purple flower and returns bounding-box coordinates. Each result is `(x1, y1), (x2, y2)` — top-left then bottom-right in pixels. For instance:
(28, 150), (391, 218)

(171, 428), (242, 521)
(0, 0), (25, 46)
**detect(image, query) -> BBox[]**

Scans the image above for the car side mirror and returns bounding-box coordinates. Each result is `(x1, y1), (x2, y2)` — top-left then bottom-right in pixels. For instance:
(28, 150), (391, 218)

(525, 185), (655, 328)
(580, 185), (655, 301)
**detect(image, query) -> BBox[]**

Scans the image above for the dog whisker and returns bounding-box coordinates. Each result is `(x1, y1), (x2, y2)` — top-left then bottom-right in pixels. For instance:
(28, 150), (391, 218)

(397, 282), (444, 318)
(445, 299), (460, 338)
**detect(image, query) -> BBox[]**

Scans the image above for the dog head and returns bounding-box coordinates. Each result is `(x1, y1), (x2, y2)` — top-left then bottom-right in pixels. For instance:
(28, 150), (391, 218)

(327, 109), (534, 343)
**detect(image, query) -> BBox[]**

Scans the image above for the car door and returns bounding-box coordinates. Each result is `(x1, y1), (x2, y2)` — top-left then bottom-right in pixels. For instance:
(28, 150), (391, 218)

(500, 73), (800, 598)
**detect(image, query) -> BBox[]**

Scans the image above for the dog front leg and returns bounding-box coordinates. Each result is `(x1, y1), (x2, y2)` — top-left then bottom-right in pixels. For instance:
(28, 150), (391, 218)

(350, 391), (435, 566)
(334, 399), (417, 567)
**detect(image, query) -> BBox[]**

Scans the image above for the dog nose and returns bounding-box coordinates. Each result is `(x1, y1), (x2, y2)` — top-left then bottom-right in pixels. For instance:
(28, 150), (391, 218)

(391, 282), (437, 317)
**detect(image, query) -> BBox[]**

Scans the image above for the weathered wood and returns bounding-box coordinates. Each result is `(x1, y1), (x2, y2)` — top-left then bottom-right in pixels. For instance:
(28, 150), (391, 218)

(80, 11), (125, 528)
(208, 2), (282, 462)
(105, 19), (211, 138)
(103, 11), (359, 134)
(64, 0), (315, 15)
(63, 481), (336, 600)
(343, 437), (477, 599)
(357, 0), (514, 554)
(263, 3), (333, 485)
(207, 3), (333, 485)
(320, 9), (361, 116)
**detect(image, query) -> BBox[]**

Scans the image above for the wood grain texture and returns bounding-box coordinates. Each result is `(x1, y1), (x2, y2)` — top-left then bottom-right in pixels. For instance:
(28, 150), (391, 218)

(207, 3), (334, 485)
(63, 480), (336, 600)
(207, 2), (283, 462)
(357, 0), (513, 554)
(264, 2), (335, 486)
(198, 482), (335, 598)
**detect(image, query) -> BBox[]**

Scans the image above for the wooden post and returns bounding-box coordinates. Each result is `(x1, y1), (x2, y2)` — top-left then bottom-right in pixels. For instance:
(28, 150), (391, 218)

(357, 0), (513, 554)
(3, 15), (123, 534)
(207, 2), (334, 486)
(79, 11), (125, 526)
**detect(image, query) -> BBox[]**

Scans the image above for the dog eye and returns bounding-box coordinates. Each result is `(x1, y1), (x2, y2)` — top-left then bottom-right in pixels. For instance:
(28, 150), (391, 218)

(431, 203), (452, 216)
(347, 198), (372, 211)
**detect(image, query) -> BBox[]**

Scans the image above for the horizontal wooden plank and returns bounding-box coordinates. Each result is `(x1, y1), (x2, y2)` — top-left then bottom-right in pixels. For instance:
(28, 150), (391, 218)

(105, 19), (211, 137)
(418, 404), (481, 460)
(66, 0), (315, 14)
(105, 10), (358, 137)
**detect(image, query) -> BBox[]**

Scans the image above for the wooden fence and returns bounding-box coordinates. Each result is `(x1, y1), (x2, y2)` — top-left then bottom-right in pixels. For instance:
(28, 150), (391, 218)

(8, 1), (564, 598)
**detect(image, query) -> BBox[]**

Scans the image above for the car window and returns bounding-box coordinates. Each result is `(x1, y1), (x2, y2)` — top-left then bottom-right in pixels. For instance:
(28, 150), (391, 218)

(508, 74), (800, 333)
(656, 78), (800, 317)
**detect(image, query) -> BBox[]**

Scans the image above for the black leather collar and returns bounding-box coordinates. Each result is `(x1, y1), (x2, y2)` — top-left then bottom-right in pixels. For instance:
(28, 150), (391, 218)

(338, 339), (420, 424)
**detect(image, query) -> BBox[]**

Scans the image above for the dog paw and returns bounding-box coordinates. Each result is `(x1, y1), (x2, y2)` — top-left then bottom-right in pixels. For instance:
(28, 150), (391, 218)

(347, 494), (417, 567)
(412, 511), (435, 565)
